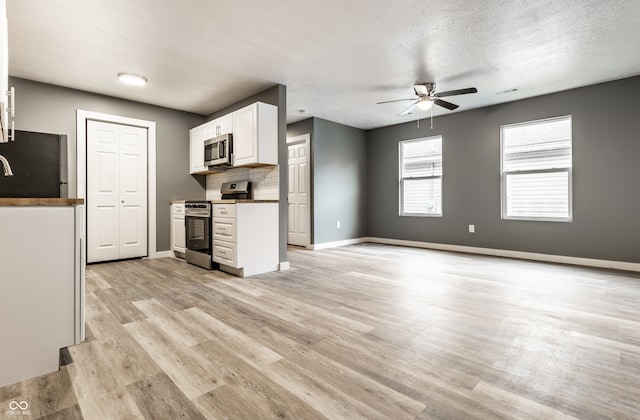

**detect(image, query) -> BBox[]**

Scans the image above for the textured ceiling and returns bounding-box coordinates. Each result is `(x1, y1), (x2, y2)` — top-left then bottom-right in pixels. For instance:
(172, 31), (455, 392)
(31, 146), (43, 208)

(7, 0), (640, 129)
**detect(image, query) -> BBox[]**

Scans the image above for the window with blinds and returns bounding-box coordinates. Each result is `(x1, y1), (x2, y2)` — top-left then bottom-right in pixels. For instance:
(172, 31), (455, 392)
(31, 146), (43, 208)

(399, 136), (442, 216)
(501, 115), (572, 221)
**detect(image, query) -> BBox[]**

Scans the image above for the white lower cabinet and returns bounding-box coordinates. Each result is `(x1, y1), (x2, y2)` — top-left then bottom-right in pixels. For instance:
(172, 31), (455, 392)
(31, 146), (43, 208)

(212, 202), (278, 277)
(213, 239), (236, 267)
(171, 202), (185, 258)
(0, 204), (85, 387)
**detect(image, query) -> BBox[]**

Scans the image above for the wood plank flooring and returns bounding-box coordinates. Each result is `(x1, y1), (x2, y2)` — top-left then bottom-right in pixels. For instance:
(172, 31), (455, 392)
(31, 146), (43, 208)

(2, 243), (640, 419)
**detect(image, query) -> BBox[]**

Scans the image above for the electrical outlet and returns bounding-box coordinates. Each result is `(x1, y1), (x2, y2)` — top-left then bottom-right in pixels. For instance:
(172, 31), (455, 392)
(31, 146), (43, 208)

(337, 221), (341, 229)
(469, 224), (475, 233)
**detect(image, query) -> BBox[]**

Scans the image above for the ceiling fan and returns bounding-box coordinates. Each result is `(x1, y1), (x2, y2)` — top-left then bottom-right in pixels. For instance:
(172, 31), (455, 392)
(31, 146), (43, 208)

(377, 82), (478, 115)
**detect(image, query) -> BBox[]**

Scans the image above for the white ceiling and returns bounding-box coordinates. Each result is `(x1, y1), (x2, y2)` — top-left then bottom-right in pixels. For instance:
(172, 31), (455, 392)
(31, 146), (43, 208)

(7, 1), (640, 130)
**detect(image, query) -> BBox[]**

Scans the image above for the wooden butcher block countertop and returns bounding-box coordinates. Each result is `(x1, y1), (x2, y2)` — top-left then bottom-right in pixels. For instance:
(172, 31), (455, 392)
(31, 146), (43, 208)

(0, 198), (85, 206)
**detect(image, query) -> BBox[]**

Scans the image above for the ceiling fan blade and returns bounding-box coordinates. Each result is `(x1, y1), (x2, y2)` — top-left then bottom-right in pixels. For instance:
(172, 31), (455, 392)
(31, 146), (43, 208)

(436, 87), (478, 97)
(413, 84), (429, 96)
(376, 98), (416, 104)
(399, 100), (420, 116)
(434, 99), (459, 110)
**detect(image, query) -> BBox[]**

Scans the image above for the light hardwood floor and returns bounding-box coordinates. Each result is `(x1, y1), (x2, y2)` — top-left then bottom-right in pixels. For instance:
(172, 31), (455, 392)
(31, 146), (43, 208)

(2, 243), (640, 419)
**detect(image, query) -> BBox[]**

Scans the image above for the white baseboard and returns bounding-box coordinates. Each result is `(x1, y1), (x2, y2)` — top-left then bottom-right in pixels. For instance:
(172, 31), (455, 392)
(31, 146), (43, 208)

(279, 261), (290, 271)
(311, 237), (369, 250)
(366, 237), (640, 273)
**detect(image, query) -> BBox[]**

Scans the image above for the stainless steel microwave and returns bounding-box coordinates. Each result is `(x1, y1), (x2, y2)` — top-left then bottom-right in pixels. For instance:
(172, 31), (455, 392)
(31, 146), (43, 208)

(204, 133), (233, 167)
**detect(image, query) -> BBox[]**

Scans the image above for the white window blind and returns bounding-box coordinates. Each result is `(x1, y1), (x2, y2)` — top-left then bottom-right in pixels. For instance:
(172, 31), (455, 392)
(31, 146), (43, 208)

(501, 116), (572, 221)
(400, 136), (442, 216)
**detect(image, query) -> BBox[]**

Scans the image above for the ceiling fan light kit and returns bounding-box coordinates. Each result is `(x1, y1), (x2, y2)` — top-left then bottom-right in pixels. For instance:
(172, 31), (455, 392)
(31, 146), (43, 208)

(377, 82), (478, 128)
(417, 99), (433, 110)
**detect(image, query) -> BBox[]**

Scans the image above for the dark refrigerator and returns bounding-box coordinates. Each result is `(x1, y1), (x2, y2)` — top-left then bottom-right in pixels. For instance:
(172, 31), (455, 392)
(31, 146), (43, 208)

(0, 130), (68, 198)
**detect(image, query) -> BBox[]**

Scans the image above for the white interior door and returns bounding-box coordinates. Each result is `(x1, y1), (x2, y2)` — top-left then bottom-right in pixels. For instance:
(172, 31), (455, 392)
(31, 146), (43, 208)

(87, 120), (148, 263)
(287, 135), (310, 247)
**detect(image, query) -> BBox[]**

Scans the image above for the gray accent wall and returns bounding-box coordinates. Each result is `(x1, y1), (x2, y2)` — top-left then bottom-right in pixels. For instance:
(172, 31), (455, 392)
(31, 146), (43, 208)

(8, 77), (206, 252)
(287, 117), (368, 245)
(314, 118), (367, 244)
(367, 76), (640, 264)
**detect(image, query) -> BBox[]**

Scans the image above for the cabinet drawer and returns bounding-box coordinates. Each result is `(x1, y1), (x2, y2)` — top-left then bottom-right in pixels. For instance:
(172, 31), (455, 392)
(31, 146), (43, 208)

(213, 204), (236, 218)
(213, 240), (237, 267)
(212, 217), (236, 242)
(172, 203), (185, 215)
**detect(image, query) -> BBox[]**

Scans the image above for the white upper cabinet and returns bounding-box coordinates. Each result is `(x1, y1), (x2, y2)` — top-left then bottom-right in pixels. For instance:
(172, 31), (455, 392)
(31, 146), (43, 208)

(189, 123), (208, 174)
(208, 114), (232, 138)
(188, 101), (277, 174)
(189, 115), (233, 175)
(232, 102), (278, 167)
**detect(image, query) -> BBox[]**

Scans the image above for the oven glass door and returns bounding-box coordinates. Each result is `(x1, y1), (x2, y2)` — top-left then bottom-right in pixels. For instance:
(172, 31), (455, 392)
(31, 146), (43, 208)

(185, 215), (211, 252)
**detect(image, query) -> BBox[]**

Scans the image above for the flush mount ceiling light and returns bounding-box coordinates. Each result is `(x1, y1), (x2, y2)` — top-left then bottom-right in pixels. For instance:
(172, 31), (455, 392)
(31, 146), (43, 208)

(117, 73), (148, 86)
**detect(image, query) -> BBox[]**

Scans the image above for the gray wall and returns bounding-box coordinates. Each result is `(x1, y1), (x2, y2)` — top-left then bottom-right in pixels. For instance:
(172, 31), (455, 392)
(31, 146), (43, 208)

(314, 118), (368, 243)
(367, 75), (640, 264)
(206, 84), (288, 262)
(287, 117), (368, 245)
(287, 118), (314, 138)
(9, 77), (206, 252)
(14, 73), (637, 264)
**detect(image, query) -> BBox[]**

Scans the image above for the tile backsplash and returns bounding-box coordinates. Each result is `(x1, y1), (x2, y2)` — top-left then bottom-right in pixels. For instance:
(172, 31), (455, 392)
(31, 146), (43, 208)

(206, 166), (279, 200)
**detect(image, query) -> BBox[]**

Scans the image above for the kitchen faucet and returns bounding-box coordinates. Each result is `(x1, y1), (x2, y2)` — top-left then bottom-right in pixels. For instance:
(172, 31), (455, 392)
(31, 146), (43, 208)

(0, 154), (13, 176)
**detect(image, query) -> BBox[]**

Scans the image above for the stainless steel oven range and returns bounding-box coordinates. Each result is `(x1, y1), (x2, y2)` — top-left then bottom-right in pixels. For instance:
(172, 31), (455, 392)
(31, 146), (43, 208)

(184, 201), (215, 270)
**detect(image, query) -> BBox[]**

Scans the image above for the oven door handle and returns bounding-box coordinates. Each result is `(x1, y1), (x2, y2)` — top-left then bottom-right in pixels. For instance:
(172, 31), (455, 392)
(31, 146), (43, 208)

(218, 141), (225, 159)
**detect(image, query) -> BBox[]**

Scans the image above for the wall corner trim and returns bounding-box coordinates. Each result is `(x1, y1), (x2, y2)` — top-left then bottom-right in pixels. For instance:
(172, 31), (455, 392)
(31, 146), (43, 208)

(366, 237), (640, 273)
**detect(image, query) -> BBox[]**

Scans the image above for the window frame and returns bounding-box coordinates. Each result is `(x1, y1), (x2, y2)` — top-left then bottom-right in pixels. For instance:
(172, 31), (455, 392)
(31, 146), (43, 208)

(500, 115), (573, 222)
(399, 136), (443, 217)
